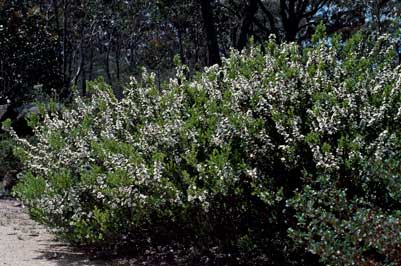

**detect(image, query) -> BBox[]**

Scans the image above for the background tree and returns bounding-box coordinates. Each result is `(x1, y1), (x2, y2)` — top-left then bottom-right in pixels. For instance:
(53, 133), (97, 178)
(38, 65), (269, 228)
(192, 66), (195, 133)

(0, 0), (62, 104)
(1, 0), (401, 102)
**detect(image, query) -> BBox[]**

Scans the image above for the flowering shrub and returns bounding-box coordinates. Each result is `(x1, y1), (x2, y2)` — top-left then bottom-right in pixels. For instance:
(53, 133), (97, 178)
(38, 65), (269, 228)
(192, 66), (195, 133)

(5, 32), (401, 264)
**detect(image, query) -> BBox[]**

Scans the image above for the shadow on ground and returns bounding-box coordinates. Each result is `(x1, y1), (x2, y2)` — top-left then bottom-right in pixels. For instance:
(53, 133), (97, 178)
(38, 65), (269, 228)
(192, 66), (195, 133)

(33, 240), (116, 266)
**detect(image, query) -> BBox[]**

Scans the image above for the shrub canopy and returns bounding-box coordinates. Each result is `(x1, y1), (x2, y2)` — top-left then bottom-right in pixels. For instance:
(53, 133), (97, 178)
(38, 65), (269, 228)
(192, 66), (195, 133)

(6, 33), (401, 265)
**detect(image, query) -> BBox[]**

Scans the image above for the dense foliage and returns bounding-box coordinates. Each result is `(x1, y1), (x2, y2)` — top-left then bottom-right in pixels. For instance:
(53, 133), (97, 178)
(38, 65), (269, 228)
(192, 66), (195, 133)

(5, 32), (401, 265)
(0, 135), (21, 189)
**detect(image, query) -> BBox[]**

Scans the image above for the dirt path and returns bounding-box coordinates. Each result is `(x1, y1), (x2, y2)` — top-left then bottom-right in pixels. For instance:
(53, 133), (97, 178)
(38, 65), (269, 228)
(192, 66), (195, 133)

(0, 199), (115, 266)
(0, 198), (192, 266)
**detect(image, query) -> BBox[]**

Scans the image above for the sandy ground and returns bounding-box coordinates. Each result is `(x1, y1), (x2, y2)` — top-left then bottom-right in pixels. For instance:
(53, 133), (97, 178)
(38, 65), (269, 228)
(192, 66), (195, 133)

(0, 199), (116, 266)
(0, 198), (200, 266)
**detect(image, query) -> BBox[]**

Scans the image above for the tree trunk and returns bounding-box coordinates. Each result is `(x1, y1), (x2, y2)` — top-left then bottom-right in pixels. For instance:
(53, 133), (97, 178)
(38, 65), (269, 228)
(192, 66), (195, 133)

(115, 35), (120, 81)
(105, 35), (113, 86)
(89, 41), (94, 81)
(278, 0), (303, 42)
(52, 0), (62, 73)
(62, 0), (70, 94)
(237, 0), (259, 50)
(177, 25), (186, 64)
(79, 18), (86, 96)
(199, 0), (221, 66)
